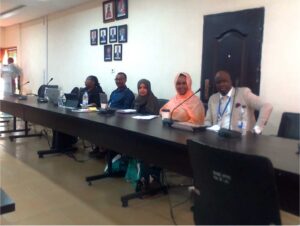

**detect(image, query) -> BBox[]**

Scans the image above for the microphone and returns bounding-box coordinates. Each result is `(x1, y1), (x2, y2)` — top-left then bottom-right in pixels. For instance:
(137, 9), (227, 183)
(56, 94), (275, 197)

(46, 77), (53, 85)
(218, 87), (241, 138)
(163, 88), (201, 126)
(18, 81), (30, 100)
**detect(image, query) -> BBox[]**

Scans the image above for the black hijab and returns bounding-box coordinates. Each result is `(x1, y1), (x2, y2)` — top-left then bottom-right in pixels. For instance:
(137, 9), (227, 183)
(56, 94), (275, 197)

(134, 79), (159, 115)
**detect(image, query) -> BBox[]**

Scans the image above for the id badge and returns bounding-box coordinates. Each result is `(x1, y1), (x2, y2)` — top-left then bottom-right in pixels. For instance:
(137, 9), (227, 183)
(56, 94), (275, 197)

(237, 120), (243, 129)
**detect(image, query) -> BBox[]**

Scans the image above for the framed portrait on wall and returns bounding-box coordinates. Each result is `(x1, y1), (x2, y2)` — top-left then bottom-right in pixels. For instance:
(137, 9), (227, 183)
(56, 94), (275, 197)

(109, 26), (117, 43)
(118, 24), (127, 43)
(114, 44), (122, 61)
(90, 29), (98, 45)
(104, 45), (112, 61)
(115, 0), (128, 20)
(103, 0), (115, 23)
(99, 28), (107, 45)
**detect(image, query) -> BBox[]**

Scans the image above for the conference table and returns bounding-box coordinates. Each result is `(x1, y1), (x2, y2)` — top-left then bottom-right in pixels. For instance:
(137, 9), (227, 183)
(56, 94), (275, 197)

(0, 95), (299, 215)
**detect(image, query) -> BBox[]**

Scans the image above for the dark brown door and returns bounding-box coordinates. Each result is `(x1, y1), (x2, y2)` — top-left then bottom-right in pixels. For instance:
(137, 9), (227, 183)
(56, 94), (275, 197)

(201, 8), (264, 102)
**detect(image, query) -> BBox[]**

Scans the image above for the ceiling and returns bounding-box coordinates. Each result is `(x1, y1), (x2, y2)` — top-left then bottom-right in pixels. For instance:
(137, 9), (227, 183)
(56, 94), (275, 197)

(0, 0), (93, 27)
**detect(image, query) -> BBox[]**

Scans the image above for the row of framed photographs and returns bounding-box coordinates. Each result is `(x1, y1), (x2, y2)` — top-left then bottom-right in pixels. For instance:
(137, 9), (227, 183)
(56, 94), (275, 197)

(104, 44), (123, 61)
(90, 25), (127, 46)
(103, 0), (128, 23)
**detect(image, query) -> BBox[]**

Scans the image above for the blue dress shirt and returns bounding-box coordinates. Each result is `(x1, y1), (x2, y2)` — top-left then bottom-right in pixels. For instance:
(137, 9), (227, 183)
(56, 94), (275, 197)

(109, 86), (135, 109)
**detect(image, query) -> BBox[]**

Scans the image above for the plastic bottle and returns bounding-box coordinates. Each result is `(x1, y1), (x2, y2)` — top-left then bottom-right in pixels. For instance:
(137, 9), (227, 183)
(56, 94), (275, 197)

(44, 87), (49, 100)
(239, 105), (247, 135)
(58, 90), (66, 107)
(82, 91), (89, 106)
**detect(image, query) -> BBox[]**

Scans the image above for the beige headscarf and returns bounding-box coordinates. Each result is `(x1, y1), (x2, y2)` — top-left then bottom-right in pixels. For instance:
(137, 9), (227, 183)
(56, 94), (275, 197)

(160, 72), (205, 124)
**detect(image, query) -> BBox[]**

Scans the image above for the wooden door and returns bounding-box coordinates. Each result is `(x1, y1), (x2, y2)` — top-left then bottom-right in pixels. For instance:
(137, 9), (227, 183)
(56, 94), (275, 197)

(201, 8), (264, 102)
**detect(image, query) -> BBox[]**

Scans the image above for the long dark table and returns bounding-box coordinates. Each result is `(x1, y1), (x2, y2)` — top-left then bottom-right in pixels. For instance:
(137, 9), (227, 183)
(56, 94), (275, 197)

(0, 96), (299, 214)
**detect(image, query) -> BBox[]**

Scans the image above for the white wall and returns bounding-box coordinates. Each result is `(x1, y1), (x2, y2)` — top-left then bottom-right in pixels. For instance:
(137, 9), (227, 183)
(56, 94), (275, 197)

(0, 27), (5, 47)
(3, 25), (21, 49)
(2, 0), (300, 134)
(20, 18), (46, 94)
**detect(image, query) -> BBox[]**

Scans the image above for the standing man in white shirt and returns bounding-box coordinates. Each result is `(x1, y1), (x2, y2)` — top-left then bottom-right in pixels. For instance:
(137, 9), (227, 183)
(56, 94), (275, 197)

(1, 57), (22, 94)
(205, 70), (273, 134)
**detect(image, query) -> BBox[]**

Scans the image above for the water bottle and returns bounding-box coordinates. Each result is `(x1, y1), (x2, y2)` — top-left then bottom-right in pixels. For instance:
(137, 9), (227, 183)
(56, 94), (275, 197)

(58, 91), (66, 107)
(238, 105), (247, 135)
(82, 91), (89, 107)
(44, 87), (49, 100)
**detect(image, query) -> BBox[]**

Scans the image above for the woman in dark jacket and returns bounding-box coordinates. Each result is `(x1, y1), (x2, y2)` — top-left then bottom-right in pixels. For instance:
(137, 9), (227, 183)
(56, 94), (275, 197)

(54, 75), (104, 155)
(79, 75), (104, 107)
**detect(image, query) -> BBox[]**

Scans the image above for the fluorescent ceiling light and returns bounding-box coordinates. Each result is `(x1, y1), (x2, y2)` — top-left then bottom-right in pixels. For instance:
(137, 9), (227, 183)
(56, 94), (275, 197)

(0, 5), (26, 19)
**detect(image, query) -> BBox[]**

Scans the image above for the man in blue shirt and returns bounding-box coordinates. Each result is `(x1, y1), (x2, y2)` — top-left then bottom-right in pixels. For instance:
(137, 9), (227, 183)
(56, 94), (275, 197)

(109, 72), (134, 109)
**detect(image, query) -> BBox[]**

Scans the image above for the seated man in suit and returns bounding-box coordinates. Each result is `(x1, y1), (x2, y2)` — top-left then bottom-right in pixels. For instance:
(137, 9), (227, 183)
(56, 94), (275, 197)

(109, 72), (135, 109)
(205, 70), (273, 134)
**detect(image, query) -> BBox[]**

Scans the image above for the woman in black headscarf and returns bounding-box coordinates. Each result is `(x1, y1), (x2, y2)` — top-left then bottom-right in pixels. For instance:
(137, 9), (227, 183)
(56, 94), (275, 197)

(133, 79), (159, 115)
(125, 79), (161, 192)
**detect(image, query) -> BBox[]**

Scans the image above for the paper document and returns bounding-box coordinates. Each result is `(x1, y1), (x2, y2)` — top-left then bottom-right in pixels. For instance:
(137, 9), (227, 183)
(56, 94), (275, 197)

(206, 125), (221, 132)
(116, 109), (137, 114)
(71, 107), (99, 113)
(132, 115), (158, 120)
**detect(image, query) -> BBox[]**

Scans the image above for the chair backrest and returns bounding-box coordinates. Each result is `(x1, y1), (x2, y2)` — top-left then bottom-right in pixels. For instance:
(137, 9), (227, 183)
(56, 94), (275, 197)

(37, 85), (58, 98)
(70, 87), (80, 96)
(277, 112), (300, 140)
(64, 87), (80, 108)
(187, 139), (281, 225)
(157, 98), (168, 109)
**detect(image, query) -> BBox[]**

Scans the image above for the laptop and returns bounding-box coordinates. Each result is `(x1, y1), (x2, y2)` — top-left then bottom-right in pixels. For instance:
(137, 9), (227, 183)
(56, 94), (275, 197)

(45, 87), (60, 105)
(64, 93), (79, 109)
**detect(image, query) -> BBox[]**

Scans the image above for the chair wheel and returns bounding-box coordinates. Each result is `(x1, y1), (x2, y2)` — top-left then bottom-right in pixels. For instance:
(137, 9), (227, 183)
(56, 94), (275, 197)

(88, 182), (92, 186)
(9, 137), (14, 142)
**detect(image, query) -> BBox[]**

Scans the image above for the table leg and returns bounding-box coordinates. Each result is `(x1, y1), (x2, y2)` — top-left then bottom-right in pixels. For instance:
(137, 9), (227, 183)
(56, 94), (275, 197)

(85, 151), (125, 185)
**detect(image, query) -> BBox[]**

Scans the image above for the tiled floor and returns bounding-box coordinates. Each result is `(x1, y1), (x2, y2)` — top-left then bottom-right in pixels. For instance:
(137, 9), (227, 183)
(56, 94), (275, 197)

(0, 123), (299, 225)
(0, 124), (194, 225)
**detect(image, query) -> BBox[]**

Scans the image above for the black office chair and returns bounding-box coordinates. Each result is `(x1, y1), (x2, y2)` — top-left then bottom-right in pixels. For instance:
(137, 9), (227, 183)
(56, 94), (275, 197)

(277, 112), (300, 140)
(187, 139), (281, 225)
(157, 98), (168, 109)
(70, 87), (80, 95)
(276, 112), (300, 215)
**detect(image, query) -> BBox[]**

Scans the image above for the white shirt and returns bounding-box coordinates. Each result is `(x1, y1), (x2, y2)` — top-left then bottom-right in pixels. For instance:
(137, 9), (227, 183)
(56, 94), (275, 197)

(218, 88), (233, 129)
(1, 64), (22, 94)
(217, 87), (262, 134)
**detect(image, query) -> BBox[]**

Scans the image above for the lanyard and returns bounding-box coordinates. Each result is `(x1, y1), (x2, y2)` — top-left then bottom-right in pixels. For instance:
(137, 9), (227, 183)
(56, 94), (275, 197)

(218, 96), (231, 119)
